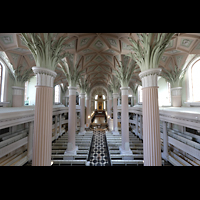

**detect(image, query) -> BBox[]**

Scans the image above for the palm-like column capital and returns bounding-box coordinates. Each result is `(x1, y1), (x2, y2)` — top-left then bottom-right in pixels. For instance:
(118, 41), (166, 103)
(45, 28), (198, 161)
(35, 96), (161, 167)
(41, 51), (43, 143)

(21, 33), (69, 71)
(127, 33), (175, 72)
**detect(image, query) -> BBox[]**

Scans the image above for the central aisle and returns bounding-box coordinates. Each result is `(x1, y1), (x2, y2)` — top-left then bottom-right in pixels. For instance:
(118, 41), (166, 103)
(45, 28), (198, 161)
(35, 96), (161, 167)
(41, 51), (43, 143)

(88, 129), (110, 166)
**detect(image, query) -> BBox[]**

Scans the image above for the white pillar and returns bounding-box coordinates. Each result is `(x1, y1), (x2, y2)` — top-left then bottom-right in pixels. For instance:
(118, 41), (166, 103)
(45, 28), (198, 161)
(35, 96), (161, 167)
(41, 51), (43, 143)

(59, 114), (62, 136)
(171, 87), (182, 107)
(135, 114), (138, 136)
(79, 93), (86, 135)
(12, 86), (24, 107)
(32, 67), (57, 166)
(162, 121), (169, 161)
(64, 86), (78, 156)
(27, 121), (34, 161)
(119, 87), (132, 155)
(54, 115), (58, 136)
(131, 97), (134, 106)
(139, 68), (162, 166)
(139, 114), (143, 140)
(112, 93), (119, 135)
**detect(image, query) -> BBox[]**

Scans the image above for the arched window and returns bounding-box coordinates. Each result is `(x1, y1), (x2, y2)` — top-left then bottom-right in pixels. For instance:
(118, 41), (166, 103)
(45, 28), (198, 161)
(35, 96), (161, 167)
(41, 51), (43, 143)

(0, 63), (2, 100)
(0, 61), (5, 102)
(24, 81), (29, 105)
(95, 95), (98, 109)
(54, 85), (61, 103)
(191, 59), (200, 102)
(138, 85), (143, 103)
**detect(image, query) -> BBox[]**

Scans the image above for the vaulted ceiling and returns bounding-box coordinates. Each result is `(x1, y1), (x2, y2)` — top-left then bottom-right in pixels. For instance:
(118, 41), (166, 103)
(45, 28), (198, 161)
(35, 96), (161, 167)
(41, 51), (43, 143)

(1, 33), (200, 96)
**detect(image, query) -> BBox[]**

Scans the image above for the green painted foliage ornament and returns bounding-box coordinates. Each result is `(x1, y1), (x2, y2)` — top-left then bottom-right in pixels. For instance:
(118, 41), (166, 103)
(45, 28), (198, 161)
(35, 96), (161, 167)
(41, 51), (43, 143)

(161, 64), (187, 88)
(113, 57), (139, 87)
(108, 75), (120, 93)
(59, 54), (83, 87)
(78, 76), (88, 94)
(127, 33), (175, 72)
(8, 65), (33, 87)
(21, 33), (69, 71)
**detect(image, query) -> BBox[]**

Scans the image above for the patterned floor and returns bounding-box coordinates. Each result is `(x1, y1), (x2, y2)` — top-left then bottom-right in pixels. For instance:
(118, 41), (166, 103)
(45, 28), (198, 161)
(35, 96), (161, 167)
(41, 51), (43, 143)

(89, 129), (110, 166)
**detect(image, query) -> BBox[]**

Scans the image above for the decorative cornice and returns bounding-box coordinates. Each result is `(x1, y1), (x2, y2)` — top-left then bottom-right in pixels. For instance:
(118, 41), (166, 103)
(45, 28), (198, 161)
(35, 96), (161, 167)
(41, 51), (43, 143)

(68, 86), (77, 96)
(12, 86), (24, 95)
(120, 87), (129, 96)
(139, 68), (162, 88)
(113, 93), (118, 99)
(171, 87), (182, 96)
(79, 93), (85, 98)
(32, 67), (57, 87)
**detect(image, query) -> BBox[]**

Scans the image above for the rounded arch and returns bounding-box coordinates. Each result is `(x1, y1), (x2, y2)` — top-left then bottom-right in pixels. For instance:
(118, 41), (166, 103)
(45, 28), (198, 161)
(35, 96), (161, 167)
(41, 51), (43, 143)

(184, 54), (200, 102)
(90, 85), (108, 99)
(0, 52), (11, 102)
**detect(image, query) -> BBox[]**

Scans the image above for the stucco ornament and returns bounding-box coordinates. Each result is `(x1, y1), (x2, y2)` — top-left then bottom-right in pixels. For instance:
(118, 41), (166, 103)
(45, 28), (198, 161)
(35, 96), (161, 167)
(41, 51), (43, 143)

(129, 82), (140, 96)
(78, 76), (88, 93)
(8, 65), (33, 87)
(161, 64), (187, 88)
(114, 58), (139, 87)
(108, 75), (120, 93)
(60, 82), (68, 96)
(127, 33), (175, 71)
(59, 56), (83, 87)
(20, 33), (69, 71)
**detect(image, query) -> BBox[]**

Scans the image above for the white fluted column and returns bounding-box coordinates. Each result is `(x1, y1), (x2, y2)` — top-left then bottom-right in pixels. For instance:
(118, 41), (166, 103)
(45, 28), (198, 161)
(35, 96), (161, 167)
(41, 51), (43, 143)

(79, 93), (86, 135)
(64, 86), (78, 156)
(32, 67), (57, 166)
(54, 115), (58, 136)
(59, 114), (62, 136)
(119, 87), (132, 155)
(139, 68), (162, 166)
(171, 87), (182, 107)
(86, 95), (91, 126)
(162, 121), (169, 161)
(131, 97), (134, 107)
(12, 86), (24, 107)
(112, 93), (119, 135)
(27, 121), (34, 161)
(139, 114), (143, 140)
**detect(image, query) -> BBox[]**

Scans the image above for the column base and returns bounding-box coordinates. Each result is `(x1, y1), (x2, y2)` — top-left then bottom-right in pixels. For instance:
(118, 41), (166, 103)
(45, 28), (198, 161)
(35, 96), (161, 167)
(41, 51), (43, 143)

(64, 145), (78, 160)
(78, 130), (86, 135)
(161, 152), (169, 161)
(119, 146), (133, 160)
(112, 130), (120, 135)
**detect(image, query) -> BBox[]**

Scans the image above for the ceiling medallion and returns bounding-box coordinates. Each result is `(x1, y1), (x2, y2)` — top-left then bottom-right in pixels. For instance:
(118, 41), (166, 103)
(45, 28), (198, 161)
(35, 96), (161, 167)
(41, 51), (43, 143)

(95, 40), (104, 48)
(181, 39), (193, 47)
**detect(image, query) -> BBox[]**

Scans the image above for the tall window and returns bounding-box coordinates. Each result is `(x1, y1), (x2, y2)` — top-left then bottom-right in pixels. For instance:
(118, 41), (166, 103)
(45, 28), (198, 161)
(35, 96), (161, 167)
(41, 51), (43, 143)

(95, 95), (98, 109)
(24, 81), (29, 104)
(167, 82), (171, 104)
(55, 85), (61, 103)
(191, 59), (200, 102)
(0, 64), (2, 100)
(138, 85), (143, 103)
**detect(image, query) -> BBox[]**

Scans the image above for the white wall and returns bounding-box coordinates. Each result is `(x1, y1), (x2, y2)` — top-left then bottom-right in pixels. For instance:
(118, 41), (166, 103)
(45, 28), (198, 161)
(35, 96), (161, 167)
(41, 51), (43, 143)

(158, 77), (170, 107)
(27, 76), (36, 105)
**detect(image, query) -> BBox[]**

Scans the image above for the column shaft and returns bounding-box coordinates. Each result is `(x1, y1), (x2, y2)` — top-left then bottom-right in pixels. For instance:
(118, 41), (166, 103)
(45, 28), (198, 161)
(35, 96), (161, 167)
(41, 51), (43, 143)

(32, 67), (56, 166)
(142, 86), (161, 165)
(171, 87), (182, 107)
(32, 86), (53, 166)
(112, 93), (119, 135)
(136, 114), (138, 136)
(27, 121), (33, 161)
(121, 92), (129, 150)
(12, 86), (24, 107)
(68, 93), (76, 151)
(79, 94), (85, 134)
(139, 68), (162, 166)
(162, 121), (169, 161)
